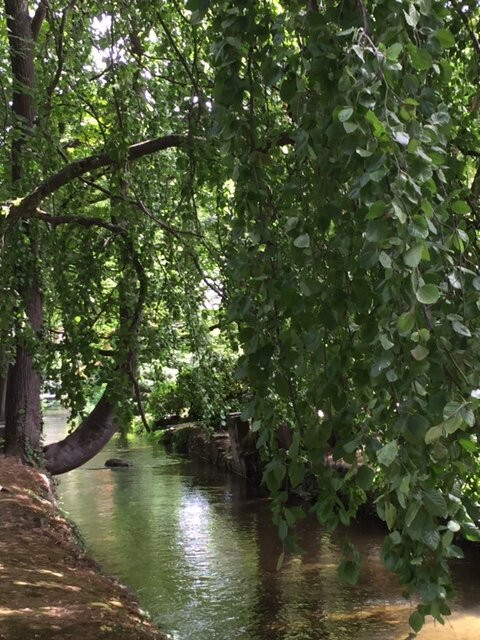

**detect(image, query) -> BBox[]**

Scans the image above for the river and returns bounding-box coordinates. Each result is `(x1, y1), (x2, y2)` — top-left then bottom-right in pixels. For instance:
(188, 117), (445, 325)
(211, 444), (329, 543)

(45, 411), (480, 640)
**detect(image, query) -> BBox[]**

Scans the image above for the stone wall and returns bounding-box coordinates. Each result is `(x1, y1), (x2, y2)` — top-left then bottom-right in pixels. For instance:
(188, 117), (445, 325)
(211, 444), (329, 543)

(163, 416), (262, 482)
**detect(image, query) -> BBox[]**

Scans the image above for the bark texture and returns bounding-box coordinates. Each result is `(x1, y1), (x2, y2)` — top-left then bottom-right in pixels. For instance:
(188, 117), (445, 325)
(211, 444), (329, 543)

(4, 275), (43, 456)
(43, 391), (117, 474)
(4, 0), (44, 459)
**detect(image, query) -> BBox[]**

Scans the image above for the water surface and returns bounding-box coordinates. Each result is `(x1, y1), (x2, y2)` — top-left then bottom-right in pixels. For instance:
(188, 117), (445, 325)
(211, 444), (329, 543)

(45, 411), (480, 640)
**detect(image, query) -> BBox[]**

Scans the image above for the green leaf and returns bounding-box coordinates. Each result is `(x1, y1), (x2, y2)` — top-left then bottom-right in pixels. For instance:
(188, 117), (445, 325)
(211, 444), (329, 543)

(409, 610), (425, 633)
(404, 4), (419, 27)
(365, 110), (387, 137)
(416, 284), (440, 304)
(377, 440), (398, 466)
(380, 333), (394, 350)
(458, 438), (477, 453)
(343, 121), (358, 134)
(434, 29), (455, 49)
(379, 251), (392, 269)
(423, 489), (447, 517)
(338, 559), (360, 586)
(385, 502), (397, 529)
(425, 424), (443, 444)
(338, 107), (354, 122)
(452, 320), (471, 337)
(289, 460), (305, 488)
(386, 43), (403, 61)
(366, 201), (386, 219)
(293, 234), (310, 249)
(410, 344), (429, 361)
(422, 527), (440, 550)
(408, 44), (432, 71)
(396, 310), (415, 335)
(403, 243), (423, 268)
(356, 465), (374, 491)
(451, 200), (471, 214)
(443, 401), (463, 420)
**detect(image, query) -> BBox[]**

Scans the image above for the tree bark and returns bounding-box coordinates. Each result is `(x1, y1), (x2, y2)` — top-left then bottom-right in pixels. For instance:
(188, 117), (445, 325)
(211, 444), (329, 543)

(4, 274), (43, 456)
(0, 370), (7, 423)
(43, 391), (117, 474)
(4, 0), (44, 460)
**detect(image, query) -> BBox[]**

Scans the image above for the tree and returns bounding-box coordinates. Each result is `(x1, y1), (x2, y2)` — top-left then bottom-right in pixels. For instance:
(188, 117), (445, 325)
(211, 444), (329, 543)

(1, 0), (480, 631)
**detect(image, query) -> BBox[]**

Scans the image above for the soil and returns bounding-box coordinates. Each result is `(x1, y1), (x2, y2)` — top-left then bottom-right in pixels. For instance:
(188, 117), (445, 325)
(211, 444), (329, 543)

(0, 455), (168, 640)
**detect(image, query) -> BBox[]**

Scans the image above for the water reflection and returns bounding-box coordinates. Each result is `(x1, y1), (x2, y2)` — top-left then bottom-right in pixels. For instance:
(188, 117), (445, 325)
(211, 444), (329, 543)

(44, 411), (480, 640)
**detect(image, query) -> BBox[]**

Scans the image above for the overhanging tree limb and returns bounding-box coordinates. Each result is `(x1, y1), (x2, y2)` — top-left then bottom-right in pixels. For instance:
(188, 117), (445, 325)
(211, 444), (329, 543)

(7, 130), (293, 222)
(10, 134), (188, 217)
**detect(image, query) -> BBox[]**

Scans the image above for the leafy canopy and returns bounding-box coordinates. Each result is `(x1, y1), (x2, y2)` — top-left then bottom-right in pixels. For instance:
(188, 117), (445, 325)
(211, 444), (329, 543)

(1, 0), (480, 631)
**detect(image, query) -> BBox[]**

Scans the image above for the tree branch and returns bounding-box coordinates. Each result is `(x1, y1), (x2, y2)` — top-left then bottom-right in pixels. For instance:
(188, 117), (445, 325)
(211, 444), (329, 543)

(10, 134), (188, 217)
(451, 0), (480, 58)
(31, 209), (125, 234)
(7, 129), (293, 223)
(31, 0), (48, 41)
(45, 2), (72, 109)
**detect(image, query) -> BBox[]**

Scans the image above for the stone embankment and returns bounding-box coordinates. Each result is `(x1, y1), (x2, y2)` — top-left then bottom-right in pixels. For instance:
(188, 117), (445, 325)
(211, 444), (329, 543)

(162, 413), (262, 482)
(0, 455), (167, 640)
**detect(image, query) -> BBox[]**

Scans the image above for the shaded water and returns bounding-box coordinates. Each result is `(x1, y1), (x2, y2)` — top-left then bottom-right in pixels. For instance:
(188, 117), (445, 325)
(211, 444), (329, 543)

(45, 411), (480, 640)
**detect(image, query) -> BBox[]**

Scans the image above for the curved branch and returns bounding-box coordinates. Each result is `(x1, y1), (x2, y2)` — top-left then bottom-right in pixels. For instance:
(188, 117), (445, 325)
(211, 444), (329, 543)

(43, 391), (116, 474)
(11, 134), (188, 217)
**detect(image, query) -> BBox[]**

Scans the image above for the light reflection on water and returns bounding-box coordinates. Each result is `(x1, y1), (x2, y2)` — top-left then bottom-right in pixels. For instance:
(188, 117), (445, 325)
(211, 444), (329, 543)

(45, 411), (480, 640)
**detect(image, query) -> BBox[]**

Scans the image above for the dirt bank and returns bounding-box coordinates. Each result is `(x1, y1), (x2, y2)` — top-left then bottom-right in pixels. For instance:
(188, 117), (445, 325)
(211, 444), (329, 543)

(0, 455), (168, 640)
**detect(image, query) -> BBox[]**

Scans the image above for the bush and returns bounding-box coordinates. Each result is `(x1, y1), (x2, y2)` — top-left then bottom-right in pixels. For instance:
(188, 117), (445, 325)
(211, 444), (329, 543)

(148, 351), (246, 429)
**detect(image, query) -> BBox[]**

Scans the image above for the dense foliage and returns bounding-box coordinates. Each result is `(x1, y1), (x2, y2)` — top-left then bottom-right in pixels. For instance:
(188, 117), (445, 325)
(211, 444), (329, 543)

(1, 0), (480, 631)
(148, 347), (246, 429)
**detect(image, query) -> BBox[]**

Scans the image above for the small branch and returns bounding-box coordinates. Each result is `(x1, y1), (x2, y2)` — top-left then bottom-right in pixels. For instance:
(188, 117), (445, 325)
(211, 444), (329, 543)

(451, 0), (480, 58)
(157, 11), (199, 94)
(357, 0), (372, 37)
(133, 196), (203, 239)
(45, 2), (72, 107)
(130, 370), (150, 432)
(74, 175), (204, 239)
(31, 0), (48, 41)
(89, 62), (113, 82)
(31, 208), (125, 234)
(456, 147), (480, 159)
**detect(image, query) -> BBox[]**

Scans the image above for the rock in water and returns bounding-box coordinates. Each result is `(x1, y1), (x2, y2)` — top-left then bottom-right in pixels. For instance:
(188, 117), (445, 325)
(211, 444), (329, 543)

(105, 458), (131, 468)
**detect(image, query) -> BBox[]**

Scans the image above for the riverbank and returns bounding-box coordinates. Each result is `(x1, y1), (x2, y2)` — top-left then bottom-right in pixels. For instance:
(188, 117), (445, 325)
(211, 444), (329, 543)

(0, 455), (168, 640)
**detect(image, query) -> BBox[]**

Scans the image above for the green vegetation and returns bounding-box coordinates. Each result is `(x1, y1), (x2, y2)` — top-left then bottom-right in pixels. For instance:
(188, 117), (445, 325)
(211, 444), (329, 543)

(148, 349), (246, 429)
(1, 0), (480, 631)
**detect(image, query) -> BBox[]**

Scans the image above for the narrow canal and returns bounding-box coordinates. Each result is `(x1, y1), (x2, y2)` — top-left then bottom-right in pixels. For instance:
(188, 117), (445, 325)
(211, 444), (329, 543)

(45, 411), (480, 640)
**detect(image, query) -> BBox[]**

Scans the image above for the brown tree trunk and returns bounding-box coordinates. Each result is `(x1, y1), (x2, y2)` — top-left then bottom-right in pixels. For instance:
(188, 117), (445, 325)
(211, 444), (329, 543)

(0, 369), (7, 423)
(4, 274), (43, 456)
(43, 391), (117, 474)
(4, 0), (44, 460)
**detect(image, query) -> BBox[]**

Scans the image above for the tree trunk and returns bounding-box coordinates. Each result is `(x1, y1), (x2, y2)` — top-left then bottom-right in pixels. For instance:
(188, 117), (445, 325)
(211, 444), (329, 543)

(4, 0), (44, 460)
(0, 369), (7, 423)
(4, 275), (43, 456)
(3, 3), (144, 471)
(43, 391), (117, 474)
